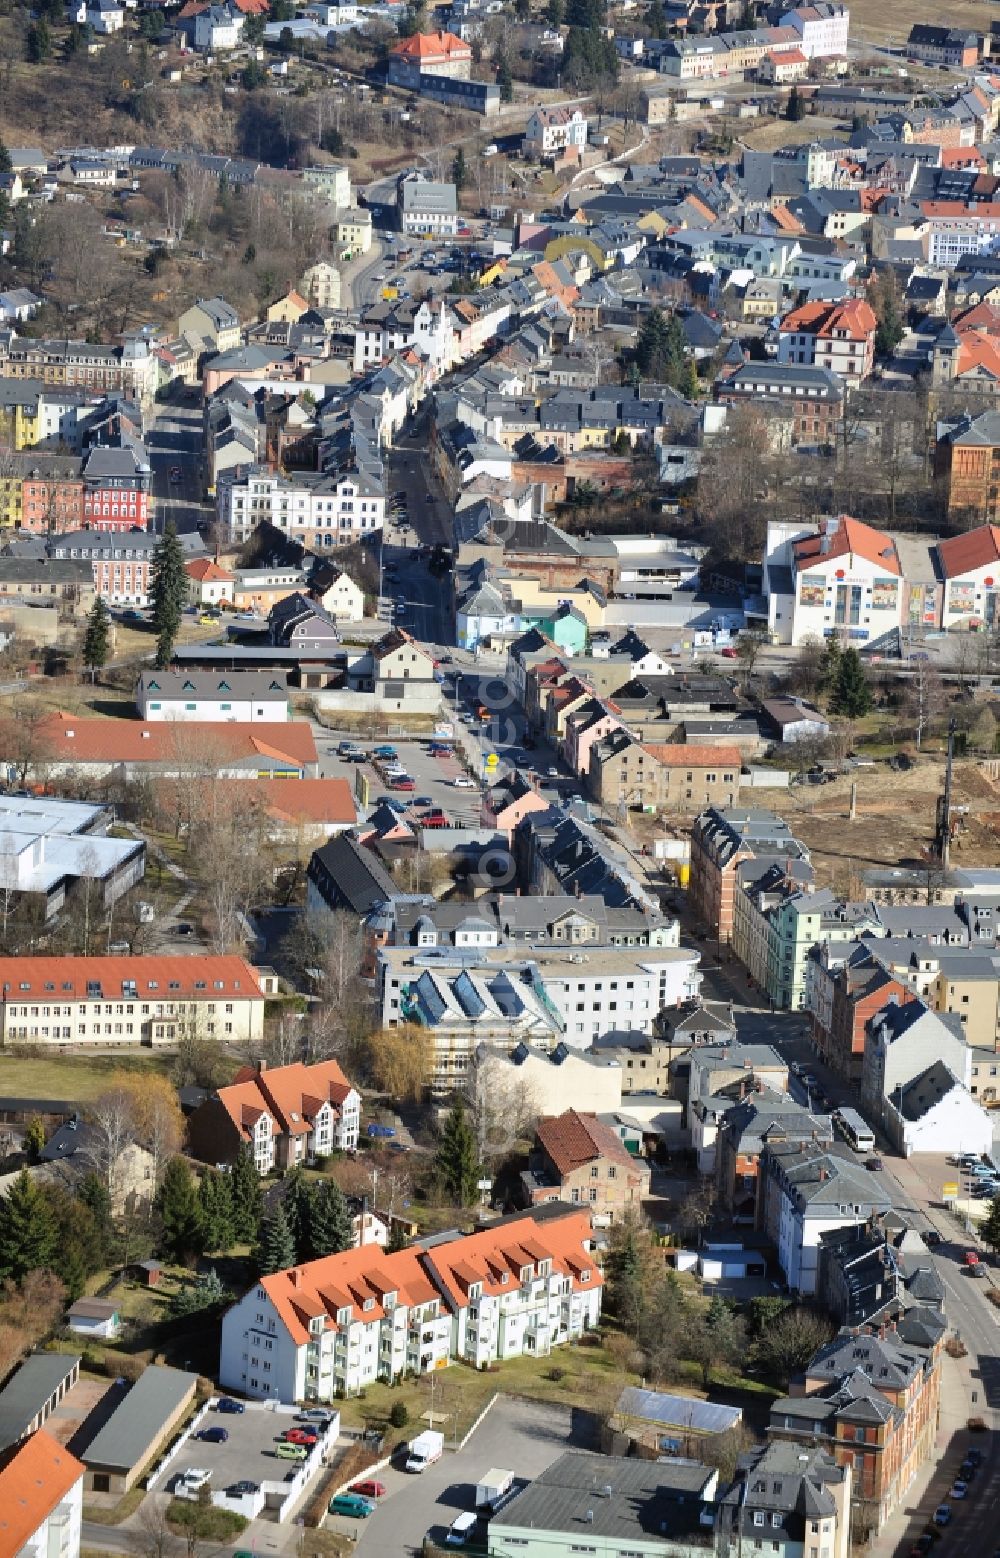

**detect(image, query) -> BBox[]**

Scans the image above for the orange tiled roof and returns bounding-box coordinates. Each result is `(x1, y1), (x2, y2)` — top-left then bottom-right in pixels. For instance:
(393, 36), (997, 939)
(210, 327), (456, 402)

(221, 1059), (357, 1141)
(779, 299), (876, 341)
(186, 558), (235, 582)
(263, 1243), (441, 1346)
(390, 28), (470, 59)
(0, 955), (264, 1001)
(19, 712), (316, 769)
(793, 516), (900, 577)
(425, 1211), (600, 1304)
(642, 743), (742, 767)
(0, 1432), (84, 1555)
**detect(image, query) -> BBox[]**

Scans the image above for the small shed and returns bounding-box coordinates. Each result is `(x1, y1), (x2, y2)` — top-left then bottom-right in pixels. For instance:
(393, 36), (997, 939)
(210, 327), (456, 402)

(66, 1299), (121, 1340)
(134, 1260), (163, 1288)
(611, 1386), (742, 1455)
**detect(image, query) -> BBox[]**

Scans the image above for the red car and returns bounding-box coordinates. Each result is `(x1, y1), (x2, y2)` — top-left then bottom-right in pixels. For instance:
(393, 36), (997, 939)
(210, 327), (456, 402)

(421, 812), (450, 828)
(351, 1479), (387, 1499)
(720, 647), (739, 659)
(391, 777), (416, 791)
(282, 1428), (319, 1446)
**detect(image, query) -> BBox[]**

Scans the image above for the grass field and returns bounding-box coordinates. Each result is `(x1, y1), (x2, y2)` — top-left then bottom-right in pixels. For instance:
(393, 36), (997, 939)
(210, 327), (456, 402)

(850, 0), (988, 47)
(0, 1049), (174, 1105)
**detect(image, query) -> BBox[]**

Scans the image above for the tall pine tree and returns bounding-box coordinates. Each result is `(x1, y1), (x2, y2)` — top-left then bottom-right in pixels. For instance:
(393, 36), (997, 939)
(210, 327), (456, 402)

(198, 1169), (235, 1254)
(281, 1167), (314, 1262)
(82, 597), (111, 682)
(156, 1157), (203, 1264)
(230, 1145), (263, 1243)
(0, 1170), (56, 1280)
(258, 1204), (296, 1275)
(436, 1102), (480, 1206)
(150, 521), (187, 669)
(830, 647), (872, 719)
(308, 1179), (352, 1259)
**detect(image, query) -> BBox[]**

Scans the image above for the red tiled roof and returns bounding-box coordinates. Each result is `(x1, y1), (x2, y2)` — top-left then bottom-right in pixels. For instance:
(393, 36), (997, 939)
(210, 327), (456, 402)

(779, 299), (876, 341)
(390, 28), (470, 59)
(937, 524), (1000, 579)
(0, 1432), (84, 1556)
(222, 1059), (357, 1141)
(20, 712), (316, 770)
(793, 516), (900, 577)
(642, 743), (742, 767)
(0, 955), (264, 1001)
(535, 1109), (637, 1177)
(186, 559), (234, 582)
(425, 1211), (600, 1305)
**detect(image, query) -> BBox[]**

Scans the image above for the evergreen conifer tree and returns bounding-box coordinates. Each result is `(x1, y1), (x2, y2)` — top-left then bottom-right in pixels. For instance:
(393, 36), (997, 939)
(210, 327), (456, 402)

(197, 1169), (235, 1253)
(830, 647), (872, 719)
(156, 1157), (203, 1263)
(435, 1101), (480, 1206)
(0, 1169), (56, 1280)
(150, 521), (187, 668)
(229, 1144), (263, 1243)
(308, 1178), (352, 1259)
(258, 1204), (296, 1275)
(82, 597), (111, 682)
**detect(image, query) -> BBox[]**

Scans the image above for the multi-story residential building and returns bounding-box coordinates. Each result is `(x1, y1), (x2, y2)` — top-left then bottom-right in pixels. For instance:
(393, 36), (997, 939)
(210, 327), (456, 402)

(301, 260), (342, 310)
(588, 732), (742, 814)
(523, 1109), (650, 1221)
(716, 1441), (851, 1558)
(732, 878), (870, 1013)
(398, 176), (459, 238)
(523, 108), (589, 159)
(716, 1089), (832, 1221)
(188, 1058), (360, 1171)
(777, 299), (877, 388)
(218, 466), (385, 548)
(829, 935), (1000, 1050)
(763, 515), (906, 647)
(0, 333), (156, 404)
(0, 452), (85, 533)
(81, 444), (151, 532)
(0, 956), (272, 1047)
(688, 806), (810, 942)
(906, 24), (979, 67)
(769, 1318), (943, 1541)
(779, 2), (849, 59)
(0, 556), (94, 617)
(757, 1142), (893, 1296)
(0, 1430), (85, 1558)
(808, 944), (916, 1082)
(387, 28), (472, 90)
(300, 164), (351, 206)
(858, 996), (992, 1154)
(219, 1208), (602, 1400)
(49, 527), (161, 605)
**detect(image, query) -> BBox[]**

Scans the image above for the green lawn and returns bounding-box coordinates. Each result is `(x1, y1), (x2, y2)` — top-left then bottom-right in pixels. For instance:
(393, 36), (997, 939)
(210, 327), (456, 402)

(0, 1049), (174, 1104)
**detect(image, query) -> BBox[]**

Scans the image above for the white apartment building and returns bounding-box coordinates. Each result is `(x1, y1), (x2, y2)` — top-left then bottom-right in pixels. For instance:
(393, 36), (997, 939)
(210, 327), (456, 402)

(523, 107), (589, 157)
(219, 1210), (601, 1401)
(763, 516), (906, 647)
(219, 466), (385, 548)
(780, 3), (849, 59)
(0, 956), (272, 1047)
(135, 670), (290, 724)
(0, 1431), (84, 1558)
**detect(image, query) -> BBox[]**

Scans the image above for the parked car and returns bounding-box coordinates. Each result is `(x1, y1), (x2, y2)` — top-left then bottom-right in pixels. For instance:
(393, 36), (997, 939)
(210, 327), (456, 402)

(865, 1157), (883, 1172)
(350, 1479), (387, 1500)
(934, 1505), (952, 1526)
(282, 1428), (319, 1446)
(329, 1494), (376, 1518)
(453, 776), (476, 788)
(226, 1481), (260, 1496)
(720, 646), (739, 659)
(296, 1408), (335, 1425)
(197, 1426), (229, 1444)
(413, 795), (434, 807)
(949, 1481), (968, 1500)
(275, 1442), (308, 1462)
(367, 1122), (396, 1139)
(964, 1250), (981, 1266)
(391, 776), (416, 791)
(215, 1397), (245, 1414)
(923, 1230), (942, 1246)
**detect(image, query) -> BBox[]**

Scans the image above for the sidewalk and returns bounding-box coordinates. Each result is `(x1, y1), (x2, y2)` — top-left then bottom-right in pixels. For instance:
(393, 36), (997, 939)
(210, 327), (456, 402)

(867, 1350), (977, 1558)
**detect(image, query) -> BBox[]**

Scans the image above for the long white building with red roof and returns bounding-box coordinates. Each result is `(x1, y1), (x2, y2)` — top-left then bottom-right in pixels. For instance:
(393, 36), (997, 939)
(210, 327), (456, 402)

(0, 955), (275, 1047)
(219, 1209), (602, 1400)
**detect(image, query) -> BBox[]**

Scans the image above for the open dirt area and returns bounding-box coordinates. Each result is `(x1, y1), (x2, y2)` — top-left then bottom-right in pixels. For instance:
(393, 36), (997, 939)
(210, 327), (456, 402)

(741, 116), (849, 152)
(850, 0), (989, 47)
(760, 758), (1000, 893)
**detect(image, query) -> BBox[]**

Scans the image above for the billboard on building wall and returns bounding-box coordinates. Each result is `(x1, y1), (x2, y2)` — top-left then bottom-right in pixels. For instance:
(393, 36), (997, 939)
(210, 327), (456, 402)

(871, 580), (898, 611)
(799, 579), (825, 608)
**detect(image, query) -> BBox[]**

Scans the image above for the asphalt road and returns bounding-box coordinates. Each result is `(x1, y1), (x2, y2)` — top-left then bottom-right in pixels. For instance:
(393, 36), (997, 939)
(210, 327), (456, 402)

(147, 400), (209, 537)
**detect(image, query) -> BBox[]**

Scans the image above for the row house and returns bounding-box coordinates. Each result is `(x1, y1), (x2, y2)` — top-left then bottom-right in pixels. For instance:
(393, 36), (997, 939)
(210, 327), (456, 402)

(0, 333), (157, 405)
(188, 1058), (360, 1172)
(219, 1209), (601, 1400)
(0, 452), (85, 532)
(588, 732), (742, 815)
(757, 1141), (893, 1296)
(0, 955), (271, 1048)
(807, 943), (916, 1082)
(776, 299), (878, 389)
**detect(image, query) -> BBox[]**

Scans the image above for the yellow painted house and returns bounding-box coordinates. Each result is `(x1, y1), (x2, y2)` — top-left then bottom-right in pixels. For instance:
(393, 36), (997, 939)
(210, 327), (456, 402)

(0, 388), (43, 451)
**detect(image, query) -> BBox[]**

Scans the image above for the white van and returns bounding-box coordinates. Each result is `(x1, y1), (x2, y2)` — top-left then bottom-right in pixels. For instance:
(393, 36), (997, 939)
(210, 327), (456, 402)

(446, 1513), (478, 1545)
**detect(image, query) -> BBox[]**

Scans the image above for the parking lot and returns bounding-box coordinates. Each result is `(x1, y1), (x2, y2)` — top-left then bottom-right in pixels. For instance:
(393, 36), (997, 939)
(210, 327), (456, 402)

(166, 1403), (332, 1501)
(333, 1398), (586, 1557)
(315, 738), (485, 825)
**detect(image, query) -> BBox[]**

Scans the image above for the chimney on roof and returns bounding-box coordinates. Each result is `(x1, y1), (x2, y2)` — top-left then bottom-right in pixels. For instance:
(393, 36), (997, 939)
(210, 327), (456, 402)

(289, 1267), (300, 1288)
(818, 1165), (828, 1182)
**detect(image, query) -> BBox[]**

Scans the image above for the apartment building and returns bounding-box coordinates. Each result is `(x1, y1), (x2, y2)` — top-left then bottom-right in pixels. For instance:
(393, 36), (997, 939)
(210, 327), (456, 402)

(0, 1430), (85, 1558)
(688, 806), (810, 941)
(218, 466), (385, 549)
(523, 107), (589, 159)
(81, 444), (151, 533)
(780, 2), (849, 59)
(188, 1058), (361, 1171)
(0, 333), (157, 404)
(135, 670), (290, 724)
(757, 1142), (893, 1296)
(0, 452), (85, 533)
(769, 1320), (943, 1540)
(717, 1441), (850, 1558)
(219, 1209), (602, 1400)
(50, 527), (161, 606)
(387, 28), (472, 89)
(808, 944), (916, 1081)
(777, 299), (877, 388)
(0, 956), (271, 1047)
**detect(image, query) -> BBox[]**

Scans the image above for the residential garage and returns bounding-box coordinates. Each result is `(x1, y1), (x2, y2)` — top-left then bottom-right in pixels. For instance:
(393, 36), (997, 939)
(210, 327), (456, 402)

(0, 1353), (81, 1451)
(82, 1365), (196, 1494)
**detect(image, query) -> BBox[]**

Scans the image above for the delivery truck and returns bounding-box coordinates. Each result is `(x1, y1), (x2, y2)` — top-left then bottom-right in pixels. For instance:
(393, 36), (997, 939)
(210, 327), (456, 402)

(405, 1429), (444, 1473)
(476, 1469), (514, 1510)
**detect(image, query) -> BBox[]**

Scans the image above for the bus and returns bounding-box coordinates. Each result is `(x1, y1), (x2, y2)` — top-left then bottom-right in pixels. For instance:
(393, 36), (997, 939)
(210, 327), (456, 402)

(832, 1106), (875, 1154)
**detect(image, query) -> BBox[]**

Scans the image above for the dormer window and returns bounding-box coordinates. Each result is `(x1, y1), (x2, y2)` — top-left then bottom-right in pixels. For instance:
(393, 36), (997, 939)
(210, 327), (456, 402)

(469, 1283), (482, 1301)
(580, 1269), (591, 1282)
(337, 1306), (352, 1325)
(520, 1265), (532, 1283)
(309, 1315), (324, 1336)
(501, 1272), (509, 1285)
(363, 1298), (375, 1313)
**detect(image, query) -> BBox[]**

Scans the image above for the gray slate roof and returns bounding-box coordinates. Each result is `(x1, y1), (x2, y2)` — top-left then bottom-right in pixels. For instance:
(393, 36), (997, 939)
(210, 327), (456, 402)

(82, 1365), (196, 1472)
(0, 1353), (82, 1450)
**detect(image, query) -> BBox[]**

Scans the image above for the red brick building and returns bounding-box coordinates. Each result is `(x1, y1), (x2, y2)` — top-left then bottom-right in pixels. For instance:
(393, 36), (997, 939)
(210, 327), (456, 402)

(19, 461), (85, 535)
(524, 1109), (649, 1222)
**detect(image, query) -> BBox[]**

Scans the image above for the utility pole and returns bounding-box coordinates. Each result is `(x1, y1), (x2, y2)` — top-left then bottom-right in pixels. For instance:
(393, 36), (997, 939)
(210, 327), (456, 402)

(934, 717), (956, 871)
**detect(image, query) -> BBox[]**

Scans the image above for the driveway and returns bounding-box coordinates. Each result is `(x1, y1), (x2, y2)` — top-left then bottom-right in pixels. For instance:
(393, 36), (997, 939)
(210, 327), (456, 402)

(341, 1399), (585, 1558)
